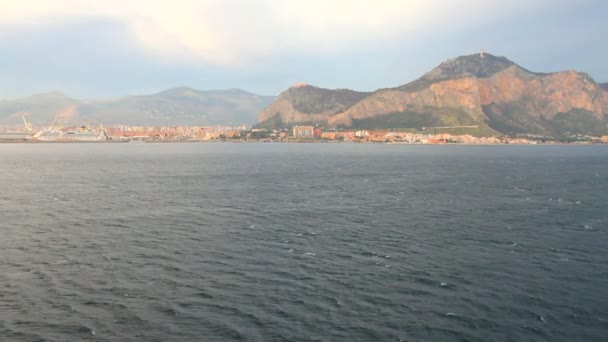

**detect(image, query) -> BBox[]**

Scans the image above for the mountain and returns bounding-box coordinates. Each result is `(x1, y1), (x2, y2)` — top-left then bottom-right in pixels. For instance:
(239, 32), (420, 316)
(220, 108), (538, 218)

(258, 53), (608, 138)
(0, 91), (79, 125)
(0, 88), (275, 126)
(601, 83), (608, 91)
(257, 84), (370, 129)
(394, 53), (523, 93)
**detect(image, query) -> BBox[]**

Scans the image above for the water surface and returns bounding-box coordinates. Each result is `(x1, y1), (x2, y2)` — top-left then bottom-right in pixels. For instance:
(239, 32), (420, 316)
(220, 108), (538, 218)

(1, 143), (607, 341)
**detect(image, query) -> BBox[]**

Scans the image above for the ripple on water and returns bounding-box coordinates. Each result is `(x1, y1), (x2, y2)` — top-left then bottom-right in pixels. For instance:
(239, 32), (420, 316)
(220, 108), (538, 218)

(1, 144), (608, 341)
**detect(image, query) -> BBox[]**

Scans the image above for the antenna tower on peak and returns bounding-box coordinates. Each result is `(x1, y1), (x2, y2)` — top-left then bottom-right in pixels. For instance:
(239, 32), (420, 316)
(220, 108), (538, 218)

(480, 48), (485, 58)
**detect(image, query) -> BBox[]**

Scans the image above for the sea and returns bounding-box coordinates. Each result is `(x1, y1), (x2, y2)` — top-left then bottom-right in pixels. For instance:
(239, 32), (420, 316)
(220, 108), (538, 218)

(1, 143), (607, 341)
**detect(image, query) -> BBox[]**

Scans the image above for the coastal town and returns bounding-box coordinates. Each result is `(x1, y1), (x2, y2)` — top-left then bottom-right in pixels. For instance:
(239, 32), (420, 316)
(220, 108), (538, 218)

(2, 119), (608, 144)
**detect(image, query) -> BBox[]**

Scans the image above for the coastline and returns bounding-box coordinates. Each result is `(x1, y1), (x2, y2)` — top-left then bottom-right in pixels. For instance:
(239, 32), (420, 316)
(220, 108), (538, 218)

(1, 139), (606, 146)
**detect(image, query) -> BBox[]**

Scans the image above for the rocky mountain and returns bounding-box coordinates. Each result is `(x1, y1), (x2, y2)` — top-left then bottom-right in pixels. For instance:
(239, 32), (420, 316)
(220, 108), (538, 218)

(394, 53), (524, 93)
(257, 84), (370, 129)
(258, 53), (608, 138)
(0, 88), (275, 127)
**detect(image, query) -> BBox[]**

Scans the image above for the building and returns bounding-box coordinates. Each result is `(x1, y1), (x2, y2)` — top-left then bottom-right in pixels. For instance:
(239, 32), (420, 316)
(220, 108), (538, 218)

(337, 131), (355, 141)
(321, 131), (337, 140)
(292, 125), (314, 139)
(355, 130), (369, 138)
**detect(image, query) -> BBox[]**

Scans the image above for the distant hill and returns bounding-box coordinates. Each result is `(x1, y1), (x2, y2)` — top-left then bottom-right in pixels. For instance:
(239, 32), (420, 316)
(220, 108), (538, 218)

(0, 91), (79, 126)
(258, 53), (608, 138)
(0, 88), (275, 127)
(601, 83), (608, 91)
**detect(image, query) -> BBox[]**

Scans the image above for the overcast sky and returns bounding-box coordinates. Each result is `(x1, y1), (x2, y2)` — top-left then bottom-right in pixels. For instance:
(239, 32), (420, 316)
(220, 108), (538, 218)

(0, 0), (606, 99)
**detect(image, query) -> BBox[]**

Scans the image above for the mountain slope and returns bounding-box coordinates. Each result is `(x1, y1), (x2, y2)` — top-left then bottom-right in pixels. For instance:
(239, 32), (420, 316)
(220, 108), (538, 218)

(259, 53), (608, 138)
(0, 91), (80, 126)
(79, 87), (275, 126)
(395, 53), (525, 93)
(0, 88), (275, 126)
(257, 84), (371, 129)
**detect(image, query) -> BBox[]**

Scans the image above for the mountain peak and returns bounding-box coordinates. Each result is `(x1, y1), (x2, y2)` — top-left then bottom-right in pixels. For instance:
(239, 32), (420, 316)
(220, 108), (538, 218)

(281, 84), (370, 101)
(396, 52), (522, 92)
(257, 84), (371, 126)
(427, 52), (516, 79)
(292, 82), (310, 88)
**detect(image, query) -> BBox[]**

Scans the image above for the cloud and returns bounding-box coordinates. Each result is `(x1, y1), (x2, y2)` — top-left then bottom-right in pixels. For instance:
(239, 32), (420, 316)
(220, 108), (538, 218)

(0, 0), (561, 65)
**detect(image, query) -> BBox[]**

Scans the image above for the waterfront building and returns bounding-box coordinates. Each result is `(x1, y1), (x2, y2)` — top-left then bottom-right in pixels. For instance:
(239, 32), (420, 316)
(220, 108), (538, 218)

(292, 125), (314, 138)
(355, 130), (369, 138)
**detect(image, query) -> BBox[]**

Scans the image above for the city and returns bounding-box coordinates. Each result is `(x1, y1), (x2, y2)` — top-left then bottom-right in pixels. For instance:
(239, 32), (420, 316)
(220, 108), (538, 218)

(2, 121), (608, 144)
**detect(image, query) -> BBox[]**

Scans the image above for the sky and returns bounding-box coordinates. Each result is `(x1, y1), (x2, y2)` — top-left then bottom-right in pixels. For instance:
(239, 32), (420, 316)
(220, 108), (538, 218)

(0, 0), (606, 99)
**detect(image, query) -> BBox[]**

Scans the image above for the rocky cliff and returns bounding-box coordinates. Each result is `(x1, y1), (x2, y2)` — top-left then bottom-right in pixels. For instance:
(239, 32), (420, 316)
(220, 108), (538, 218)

(258, 53), (608, 138)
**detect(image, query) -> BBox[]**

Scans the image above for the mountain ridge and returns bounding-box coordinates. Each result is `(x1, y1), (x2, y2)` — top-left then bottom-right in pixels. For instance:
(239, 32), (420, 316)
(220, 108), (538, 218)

(0, 88), (275, 126)
(257, 52), (608, 138)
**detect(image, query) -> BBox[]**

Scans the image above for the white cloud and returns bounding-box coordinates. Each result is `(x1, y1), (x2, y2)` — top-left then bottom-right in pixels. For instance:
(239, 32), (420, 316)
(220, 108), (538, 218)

(0, 0), (561, 65)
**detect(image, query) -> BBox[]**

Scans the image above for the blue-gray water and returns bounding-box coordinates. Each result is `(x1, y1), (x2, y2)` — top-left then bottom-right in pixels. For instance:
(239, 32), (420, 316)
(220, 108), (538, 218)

(1, 143), (607, 341)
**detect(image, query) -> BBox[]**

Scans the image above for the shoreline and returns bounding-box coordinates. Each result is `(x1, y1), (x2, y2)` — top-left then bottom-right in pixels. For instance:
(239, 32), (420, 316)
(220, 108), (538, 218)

(1, 139), (606, 146)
